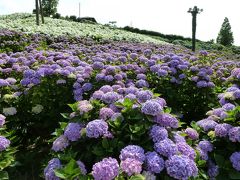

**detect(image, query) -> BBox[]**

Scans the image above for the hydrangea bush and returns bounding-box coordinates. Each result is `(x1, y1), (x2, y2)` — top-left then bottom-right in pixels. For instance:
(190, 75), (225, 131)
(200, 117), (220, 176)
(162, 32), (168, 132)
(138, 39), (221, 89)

(0, 15), (240, 179)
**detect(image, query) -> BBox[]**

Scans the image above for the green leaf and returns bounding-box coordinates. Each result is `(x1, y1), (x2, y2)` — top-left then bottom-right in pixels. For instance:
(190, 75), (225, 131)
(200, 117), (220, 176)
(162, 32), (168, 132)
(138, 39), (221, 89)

(60, 113), (70, 119)
(54, 169), (67, 179)
(229, 170), (240, 179)
(129, 174), (146, 180)
(64, 159), (78, 173)
(102, 138), (109, 149)
(214, 154), (225, 168)
(0, 171), (9, 180)
(68, 103), (78, 112)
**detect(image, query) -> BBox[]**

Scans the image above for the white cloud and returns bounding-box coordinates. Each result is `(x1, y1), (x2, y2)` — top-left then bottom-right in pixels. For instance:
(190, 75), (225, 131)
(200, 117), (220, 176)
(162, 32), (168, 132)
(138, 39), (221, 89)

(0, 0), (240, 45)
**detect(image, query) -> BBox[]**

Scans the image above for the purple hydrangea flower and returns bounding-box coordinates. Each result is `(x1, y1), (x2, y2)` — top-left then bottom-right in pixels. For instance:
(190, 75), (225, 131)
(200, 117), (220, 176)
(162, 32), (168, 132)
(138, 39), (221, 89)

(185, 128), (199, 140)
(92, 90), (104, 100)
(208, 160), (219, 178)
(149, 125), (168, 143)
(198, 140), (213, 152)
(120, 145), (145, 163)
(229, 127), (240, 142)
(64, 123), (82, 141)
(230, 152), (240, 171)
(137, 73), (147, 80)
(197, 81), (208, 88)
(145, 151), (165, 174)
(52, 135), (69, 152)
(173, 132), (186, 143)
(121, 158), (142, 176)
(154, 138), (177, 157)
(77, 160), (87, 175)
(78, 100), (93, 114)
(165, 155), (198, 180)
(197, 119), (218, 131)
(99, 107), (115, 120)
(136, 90), (153, 103)
(214, 123), (232, 137)
(141, 100), (163, 116)
(177, 142), (196, 160)
(101, 92), (120, 104)
(222, 103), (235, 111)
(136, 79), (149, 88)
(154, 113), (178, 128)
(0, 79), (10, 87)
(86, 119), (108, 138)
(82, 83), (92, 92)
(0, 114), (6, 127)
(92, 157), (119, 180)
(0, 136), (10, 151)
(44, 158), (61, 180)
(99, 85), (113, 93)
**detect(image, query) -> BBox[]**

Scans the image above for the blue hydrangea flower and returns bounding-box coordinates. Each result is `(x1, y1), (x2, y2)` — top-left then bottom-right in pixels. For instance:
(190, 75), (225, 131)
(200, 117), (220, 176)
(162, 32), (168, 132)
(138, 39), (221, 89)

(120, 145), (145, 163)
(120, 158), (142, 176)
(222, 103), (235, 111)
(91, 90), (104, 100)
(0, 136), (10, 151)
(101, 92), (120, 104)
(198, 140), (213, 152)
(44, 158), (61, 180)
(230, 152), (240, 171)
(82, 83), (92, 92)
(214, 123), (232, 137)
(52, 135), (69, 152)
(154, 113), (178, 128)
(86, 119), (108, 138)
(197, 119), (218, 131)
(99, 107), (114, 120)
(99, 85), (113, 93)
(77, 160), (87, 175)
(145, 151), (164, 174)
(185, 128), (199, 140)
(92, 157), (119, 180)
(208, 160), (219, 178)
(154, 138), (177, 157)
(165, 155), (198, 180)
(149, 125), (168, 143)
(0, 114), (6, 127)
(136, 90), (153, 103)
(177, 142), (196, 160)
(141, 100), (163, 116)
(229, 127), (240, 142)
(64, 123), (82, 141)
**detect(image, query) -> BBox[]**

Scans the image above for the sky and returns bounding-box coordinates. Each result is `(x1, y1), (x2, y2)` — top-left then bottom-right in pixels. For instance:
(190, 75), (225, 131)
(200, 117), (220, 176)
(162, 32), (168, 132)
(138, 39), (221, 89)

(0, 0), (240, 45)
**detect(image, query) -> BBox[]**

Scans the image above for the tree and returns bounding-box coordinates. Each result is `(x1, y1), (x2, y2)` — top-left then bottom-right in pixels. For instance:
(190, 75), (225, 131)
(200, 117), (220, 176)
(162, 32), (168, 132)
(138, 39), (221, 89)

(39, 0), (45, 24)
(35, 0), (39, 25)
(42, 0), (59, 17)
(217, 17), (234, 46)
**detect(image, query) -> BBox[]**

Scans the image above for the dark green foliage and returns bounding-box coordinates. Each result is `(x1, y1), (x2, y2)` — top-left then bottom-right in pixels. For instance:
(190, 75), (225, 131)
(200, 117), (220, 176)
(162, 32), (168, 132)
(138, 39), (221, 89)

(217, 17), (234, 46)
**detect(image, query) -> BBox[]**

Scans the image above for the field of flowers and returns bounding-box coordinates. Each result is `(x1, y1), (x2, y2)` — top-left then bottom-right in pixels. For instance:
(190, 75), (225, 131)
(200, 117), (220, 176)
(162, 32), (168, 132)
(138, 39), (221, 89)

(0, 13), (165, 44)
(1, 14), (240, 180)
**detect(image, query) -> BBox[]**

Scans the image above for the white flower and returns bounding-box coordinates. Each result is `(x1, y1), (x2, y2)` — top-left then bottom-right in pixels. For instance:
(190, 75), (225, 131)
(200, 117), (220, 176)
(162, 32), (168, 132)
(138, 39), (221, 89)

(3, 107), (17, 116)
(32, 105), (44, 114)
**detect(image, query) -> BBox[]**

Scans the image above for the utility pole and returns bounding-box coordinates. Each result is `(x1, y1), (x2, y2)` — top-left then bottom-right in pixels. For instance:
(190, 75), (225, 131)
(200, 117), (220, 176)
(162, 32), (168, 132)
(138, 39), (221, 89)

(36, 0), (40, 25)
(188, 6), (203, 51)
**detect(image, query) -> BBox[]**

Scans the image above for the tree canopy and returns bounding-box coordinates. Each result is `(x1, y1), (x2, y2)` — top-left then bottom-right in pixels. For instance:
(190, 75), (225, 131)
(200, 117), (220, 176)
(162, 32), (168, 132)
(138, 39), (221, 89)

(42, 0), (59, 17)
